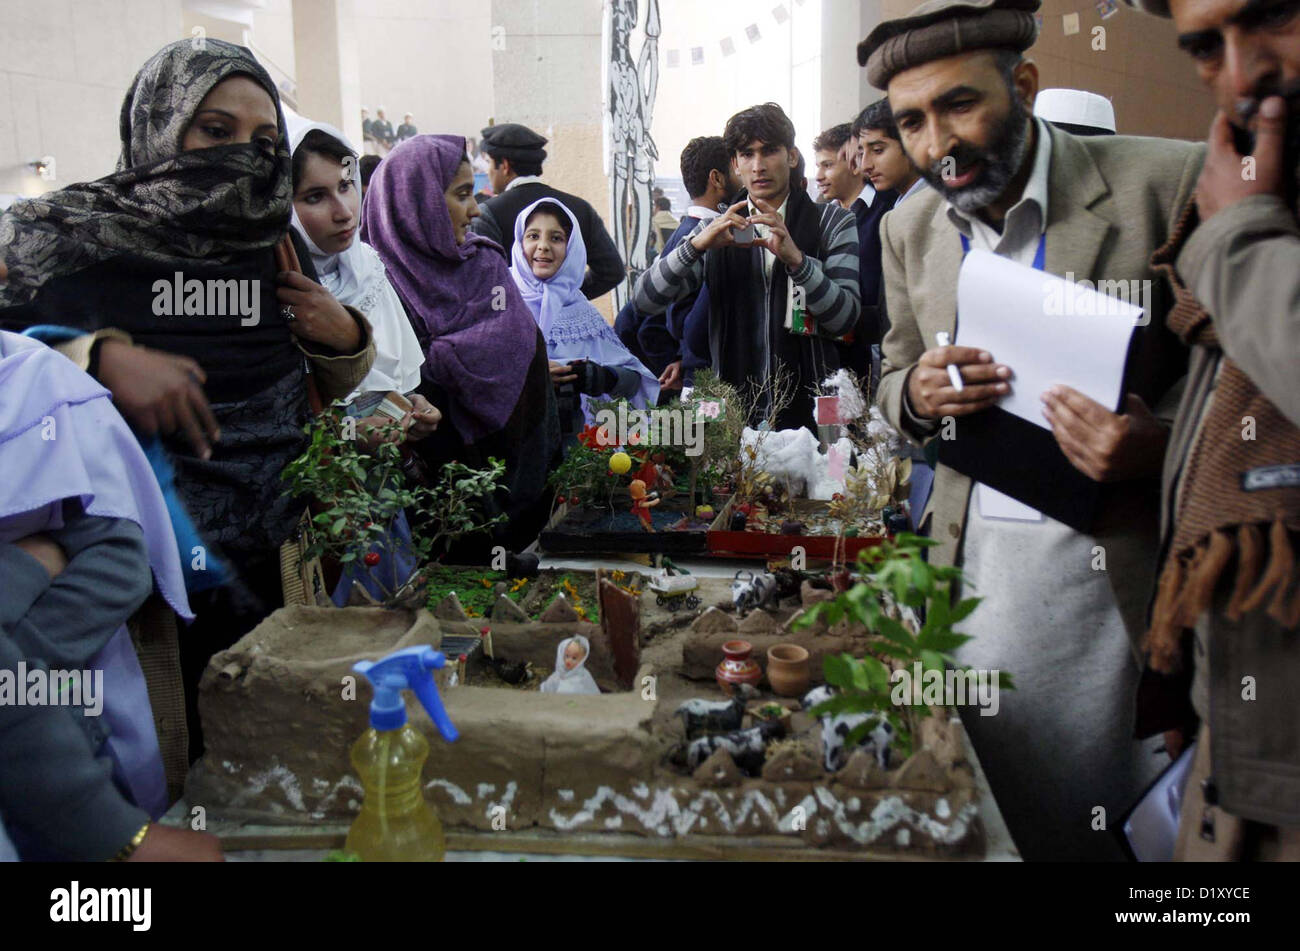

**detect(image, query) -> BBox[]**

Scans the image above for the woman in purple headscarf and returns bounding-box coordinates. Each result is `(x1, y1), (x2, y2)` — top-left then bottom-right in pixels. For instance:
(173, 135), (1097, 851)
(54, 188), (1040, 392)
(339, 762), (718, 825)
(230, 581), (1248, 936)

(361, 135), (560, 554)
(510, 198), (659, 440)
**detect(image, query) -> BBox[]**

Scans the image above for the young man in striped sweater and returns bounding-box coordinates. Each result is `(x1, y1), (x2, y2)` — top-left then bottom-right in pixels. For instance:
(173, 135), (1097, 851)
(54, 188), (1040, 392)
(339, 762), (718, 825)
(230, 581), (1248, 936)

(633, 103), (861, 431)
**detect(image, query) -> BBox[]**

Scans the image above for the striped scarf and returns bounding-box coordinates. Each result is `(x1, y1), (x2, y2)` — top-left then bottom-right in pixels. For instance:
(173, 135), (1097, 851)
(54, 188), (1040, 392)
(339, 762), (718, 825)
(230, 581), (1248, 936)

(1145, 200), (1300, 672)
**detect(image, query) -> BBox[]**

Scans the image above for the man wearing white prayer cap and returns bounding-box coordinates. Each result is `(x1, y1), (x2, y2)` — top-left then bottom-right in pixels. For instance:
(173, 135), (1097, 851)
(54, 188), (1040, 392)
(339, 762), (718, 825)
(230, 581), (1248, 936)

(1033, 88), (1116, 136)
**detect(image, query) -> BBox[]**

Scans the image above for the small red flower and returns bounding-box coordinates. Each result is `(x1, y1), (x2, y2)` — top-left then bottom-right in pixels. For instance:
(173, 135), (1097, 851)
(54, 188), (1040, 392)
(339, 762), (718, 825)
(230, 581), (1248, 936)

(480, 626), (490, 636)
(363, 552), (381, 567)
(577, 424), (614, 449)
(570, 496), (581, 505)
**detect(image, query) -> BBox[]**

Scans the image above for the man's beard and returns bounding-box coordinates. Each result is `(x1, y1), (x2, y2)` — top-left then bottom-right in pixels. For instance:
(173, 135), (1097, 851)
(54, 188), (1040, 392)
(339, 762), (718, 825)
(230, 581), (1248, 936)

(919, 103), (1033, 215)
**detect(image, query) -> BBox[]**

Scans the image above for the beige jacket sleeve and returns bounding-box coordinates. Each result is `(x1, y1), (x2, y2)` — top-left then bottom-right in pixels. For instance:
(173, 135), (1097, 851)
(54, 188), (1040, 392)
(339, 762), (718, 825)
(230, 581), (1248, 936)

(292, 306), (376, 405)
(875, 211), (940, 446)
(1176, 193), (1300, 427)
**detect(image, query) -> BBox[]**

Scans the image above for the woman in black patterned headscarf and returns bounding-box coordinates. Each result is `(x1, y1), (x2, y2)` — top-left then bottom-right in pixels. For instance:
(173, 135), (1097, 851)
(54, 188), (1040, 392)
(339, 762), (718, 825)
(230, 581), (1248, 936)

(0, 39), (376, 760)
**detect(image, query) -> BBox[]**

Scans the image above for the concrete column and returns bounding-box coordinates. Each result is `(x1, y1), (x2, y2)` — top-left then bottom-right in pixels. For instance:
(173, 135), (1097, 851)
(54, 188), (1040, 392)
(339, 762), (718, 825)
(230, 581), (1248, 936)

(291, 0), (362, 145)
(819, 0), (861, 128)
(490, 0), (616, 313)
(819, 0), (884, 129)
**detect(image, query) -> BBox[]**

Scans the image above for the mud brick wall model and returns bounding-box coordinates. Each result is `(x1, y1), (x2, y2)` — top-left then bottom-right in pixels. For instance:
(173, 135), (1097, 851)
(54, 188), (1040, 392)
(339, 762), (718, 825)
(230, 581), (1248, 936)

(188, 574), (987, 854)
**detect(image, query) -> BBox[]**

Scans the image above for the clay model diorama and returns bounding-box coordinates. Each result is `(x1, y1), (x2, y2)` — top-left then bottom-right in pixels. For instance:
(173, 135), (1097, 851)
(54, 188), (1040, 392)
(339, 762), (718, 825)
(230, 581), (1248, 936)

(188, 372), (1002, 858)
(705, 373), (913, 558)
(188, 531), (1002, 857)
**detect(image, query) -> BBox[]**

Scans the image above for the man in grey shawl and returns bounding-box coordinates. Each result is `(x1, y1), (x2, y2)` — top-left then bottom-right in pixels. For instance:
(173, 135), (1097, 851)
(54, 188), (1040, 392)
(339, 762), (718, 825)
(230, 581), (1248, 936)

(862, 0), (1203, 859)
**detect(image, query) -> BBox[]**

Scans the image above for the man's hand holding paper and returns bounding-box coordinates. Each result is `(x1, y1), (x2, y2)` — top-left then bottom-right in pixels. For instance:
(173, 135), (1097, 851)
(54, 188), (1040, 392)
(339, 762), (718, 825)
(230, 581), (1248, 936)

(947, 248), (1164, 484)
(1042, 387), (1167, 483)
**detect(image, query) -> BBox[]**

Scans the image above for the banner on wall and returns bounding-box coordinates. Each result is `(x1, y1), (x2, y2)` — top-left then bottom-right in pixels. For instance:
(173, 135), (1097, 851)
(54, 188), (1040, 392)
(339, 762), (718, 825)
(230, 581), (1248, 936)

(664, 1), (1129, 67)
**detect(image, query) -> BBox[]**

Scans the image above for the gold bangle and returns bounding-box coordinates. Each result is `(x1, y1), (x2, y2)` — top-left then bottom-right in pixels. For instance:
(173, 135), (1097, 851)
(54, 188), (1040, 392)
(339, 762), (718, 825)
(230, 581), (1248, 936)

(112, 822), (151, 862)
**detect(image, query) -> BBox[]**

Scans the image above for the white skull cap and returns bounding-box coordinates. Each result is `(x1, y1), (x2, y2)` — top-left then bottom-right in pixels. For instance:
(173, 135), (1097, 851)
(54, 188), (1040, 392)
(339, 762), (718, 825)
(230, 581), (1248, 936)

(1033, 88), (1117, 134)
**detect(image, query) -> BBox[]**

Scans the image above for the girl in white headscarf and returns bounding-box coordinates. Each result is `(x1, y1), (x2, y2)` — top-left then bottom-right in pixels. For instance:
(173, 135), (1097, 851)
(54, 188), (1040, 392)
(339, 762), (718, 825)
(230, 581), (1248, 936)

(287, 116), (437, 436)
(540, 634), (600, 695)
(288, 116), (436, 607)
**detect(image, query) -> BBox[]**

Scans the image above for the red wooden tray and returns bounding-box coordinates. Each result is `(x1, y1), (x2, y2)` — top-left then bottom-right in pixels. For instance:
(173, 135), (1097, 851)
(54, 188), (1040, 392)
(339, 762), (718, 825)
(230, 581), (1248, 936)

(705, 499), (886, 560)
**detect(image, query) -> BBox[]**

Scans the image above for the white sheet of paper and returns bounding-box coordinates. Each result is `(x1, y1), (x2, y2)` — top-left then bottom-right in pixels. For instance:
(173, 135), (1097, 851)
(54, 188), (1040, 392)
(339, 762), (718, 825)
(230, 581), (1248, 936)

(977, 483), (1044, 522)
(956, 248), (1142, 430)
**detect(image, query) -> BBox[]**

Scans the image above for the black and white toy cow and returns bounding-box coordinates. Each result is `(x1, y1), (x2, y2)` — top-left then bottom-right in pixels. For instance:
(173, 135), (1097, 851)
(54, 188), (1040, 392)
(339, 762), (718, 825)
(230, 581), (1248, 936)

(684, 718), (786, 776)
(674, 684), (758, 738)
(731, 570), (778, 614)
(801, 685), (894, 772)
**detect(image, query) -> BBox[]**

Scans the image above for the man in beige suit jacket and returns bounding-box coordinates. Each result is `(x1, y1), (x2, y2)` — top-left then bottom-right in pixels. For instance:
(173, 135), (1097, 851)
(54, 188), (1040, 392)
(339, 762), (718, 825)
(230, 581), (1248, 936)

(861, 0), (1203, 859)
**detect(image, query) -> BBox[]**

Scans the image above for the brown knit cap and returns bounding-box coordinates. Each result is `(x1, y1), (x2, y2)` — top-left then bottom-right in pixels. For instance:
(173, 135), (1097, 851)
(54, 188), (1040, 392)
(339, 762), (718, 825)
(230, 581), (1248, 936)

(859, 0), (1042, 89)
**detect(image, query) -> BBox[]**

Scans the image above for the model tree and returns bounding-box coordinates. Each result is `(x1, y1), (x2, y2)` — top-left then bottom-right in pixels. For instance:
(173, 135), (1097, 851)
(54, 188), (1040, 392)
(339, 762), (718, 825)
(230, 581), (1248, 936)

(679, 370), (744, 514)
(282, 405), (507, 606)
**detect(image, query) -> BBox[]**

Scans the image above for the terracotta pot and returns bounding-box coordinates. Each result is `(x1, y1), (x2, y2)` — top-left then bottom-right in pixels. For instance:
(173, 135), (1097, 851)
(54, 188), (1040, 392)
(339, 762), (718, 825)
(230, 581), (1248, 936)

(716, 639), (762, 695)
(766, 643), (810, 697)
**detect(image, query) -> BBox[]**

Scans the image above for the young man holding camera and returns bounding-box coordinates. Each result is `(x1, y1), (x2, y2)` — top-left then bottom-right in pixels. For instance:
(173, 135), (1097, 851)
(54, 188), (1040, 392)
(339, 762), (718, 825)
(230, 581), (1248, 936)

(633, 103), (861, 430)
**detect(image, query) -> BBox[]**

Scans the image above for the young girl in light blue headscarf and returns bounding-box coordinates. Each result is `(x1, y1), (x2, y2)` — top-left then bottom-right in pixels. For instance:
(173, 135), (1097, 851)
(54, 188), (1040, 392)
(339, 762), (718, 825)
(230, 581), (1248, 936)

(509, 199), (658, 437)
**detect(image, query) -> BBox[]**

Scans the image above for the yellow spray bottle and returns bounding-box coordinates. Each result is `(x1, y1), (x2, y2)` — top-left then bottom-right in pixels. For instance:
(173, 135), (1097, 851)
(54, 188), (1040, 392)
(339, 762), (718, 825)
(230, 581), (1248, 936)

(346, 646), (458, 861)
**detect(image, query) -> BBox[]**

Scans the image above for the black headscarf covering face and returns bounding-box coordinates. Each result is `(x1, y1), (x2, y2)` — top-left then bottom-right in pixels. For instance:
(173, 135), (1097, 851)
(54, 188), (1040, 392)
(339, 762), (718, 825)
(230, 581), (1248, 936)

(0, 38), (292, 308)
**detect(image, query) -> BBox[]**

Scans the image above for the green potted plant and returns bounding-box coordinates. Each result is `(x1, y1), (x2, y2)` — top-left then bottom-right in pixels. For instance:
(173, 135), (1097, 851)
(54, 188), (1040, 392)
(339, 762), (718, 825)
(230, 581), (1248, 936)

(794, 533), (1013, 759)
(281, 405), (507, 607)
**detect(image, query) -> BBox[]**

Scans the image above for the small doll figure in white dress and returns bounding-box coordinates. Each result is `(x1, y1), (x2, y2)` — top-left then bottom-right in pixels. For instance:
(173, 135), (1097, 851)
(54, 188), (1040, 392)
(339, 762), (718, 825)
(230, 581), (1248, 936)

(540, 635), (600, 695)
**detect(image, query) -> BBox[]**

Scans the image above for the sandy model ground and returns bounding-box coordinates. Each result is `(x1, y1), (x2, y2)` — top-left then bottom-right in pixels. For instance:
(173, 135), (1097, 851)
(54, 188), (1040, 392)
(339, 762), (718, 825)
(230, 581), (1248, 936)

(186, 571), (985, 855)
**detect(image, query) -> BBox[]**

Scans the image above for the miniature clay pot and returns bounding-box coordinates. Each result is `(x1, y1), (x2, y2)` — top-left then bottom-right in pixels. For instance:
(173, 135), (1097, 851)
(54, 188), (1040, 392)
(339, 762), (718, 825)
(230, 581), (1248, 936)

(748, 701), (794, 733)
(766, 643), (810, 697)
(716, 639), (762, 695)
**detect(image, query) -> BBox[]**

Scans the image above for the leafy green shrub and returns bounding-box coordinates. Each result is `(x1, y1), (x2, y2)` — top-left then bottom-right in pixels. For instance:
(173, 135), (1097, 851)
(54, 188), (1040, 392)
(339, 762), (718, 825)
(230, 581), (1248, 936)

(282, 405), (506, 604)
(796, 533), (1013, 757)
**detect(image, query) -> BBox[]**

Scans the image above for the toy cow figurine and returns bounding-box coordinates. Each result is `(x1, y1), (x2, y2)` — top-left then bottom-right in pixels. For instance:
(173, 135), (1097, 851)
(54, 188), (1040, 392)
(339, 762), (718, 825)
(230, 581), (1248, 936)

(802, 685), (895, 772)
(674, 684), (758, 739)
(684, 718), (786, 776)
(731, 569), (778, 614)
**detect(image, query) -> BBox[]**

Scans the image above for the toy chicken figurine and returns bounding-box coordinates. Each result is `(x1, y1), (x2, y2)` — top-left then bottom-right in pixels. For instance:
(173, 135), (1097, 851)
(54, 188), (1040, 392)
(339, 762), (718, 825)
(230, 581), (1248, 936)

(629, 479), (660, 532)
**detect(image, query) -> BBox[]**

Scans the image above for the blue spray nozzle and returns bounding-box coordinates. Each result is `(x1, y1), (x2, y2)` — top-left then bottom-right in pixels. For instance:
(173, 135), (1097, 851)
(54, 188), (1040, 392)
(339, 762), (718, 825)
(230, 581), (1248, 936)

(353, 646), (459, 742)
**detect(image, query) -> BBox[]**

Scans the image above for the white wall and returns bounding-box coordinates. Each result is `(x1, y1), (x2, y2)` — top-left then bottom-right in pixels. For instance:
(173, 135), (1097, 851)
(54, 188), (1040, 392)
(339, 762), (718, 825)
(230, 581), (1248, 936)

(0, 0), (185, 195)
(651, 0), (822, 188)
(353, 0), (494, 142)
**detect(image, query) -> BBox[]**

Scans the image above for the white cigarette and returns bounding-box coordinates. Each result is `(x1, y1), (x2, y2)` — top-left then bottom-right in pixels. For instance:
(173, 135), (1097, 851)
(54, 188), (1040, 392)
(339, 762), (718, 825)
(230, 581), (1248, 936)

(935, 332), (964, 393)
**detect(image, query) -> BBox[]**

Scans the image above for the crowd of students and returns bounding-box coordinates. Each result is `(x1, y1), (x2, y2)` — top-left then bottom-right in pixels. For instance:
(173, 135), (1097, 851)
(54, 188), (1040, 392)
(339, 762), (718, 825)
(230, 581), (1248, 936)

(1, 0), (1297, 863)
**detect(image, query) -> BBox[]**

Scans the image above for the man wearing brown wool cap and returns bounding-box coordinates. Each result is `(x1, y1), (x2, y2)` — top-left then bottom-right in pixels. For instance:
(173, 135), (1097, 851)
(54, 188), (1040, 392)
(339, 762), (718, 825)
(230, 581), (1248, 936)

(862, 0), (1204, 860)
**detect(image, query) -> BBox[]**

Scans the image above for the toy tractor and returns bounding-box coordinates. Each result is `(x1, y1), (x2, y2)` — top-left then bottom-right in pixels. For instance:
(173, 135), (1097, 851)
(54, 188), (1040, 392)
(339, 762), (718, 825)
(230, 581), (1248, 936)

(648, 569), (701, 611)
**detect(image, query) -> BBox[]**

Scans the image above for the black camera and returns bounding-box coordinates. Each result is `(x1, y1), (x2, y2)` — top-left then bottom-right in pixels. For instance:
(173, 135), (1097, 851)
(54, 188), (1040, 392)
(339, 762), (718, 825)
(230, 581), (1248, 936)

(1230, 88), (1300, 208)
